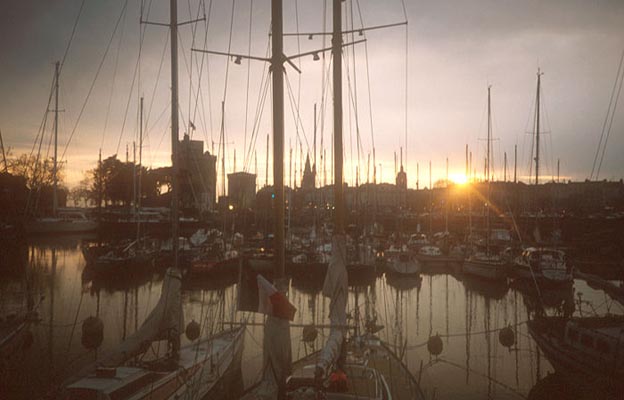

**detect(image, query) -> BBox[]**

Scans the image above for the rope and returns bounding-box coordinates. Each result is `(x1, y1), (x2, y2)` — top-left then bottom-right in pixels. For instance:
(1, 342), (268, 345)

(59, 0), (87, 72)
(591, 49), (624, 180)
(60, 0), (130, 162)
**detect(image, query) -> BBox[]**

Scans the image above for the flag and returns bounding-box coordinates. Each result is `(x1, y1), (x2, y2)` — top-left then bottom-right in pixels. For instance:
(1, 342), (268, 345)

(257, 275), (297, 321)
(238, 259), (296, 321)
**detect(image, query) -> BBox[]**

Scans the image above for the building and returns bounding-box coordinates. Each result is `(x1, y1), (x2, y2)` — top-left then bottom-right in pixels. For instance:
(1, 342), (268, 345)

(228, 172), (256, 210)
(301, 154), (316, 190)
(177, 134), (217, 212)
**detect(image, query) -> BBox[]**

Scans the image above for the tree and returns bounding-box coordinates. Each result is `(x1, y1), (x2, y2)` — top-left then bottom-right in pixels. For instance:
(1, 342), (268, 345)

(7, 153), (64, 189)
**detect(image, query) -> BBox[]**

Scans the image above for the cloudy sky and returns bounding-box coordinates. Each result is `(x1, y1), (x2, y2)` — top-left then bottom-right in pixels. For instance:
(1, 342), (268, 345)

(1, 0), (623, 189)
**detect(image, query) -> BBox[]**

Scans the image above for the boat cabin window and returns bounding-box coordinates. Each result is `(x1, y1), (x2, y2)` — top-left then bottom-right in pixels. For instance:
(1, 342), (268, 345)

(567, 329), (578, 342)
(596, 339), (610, 353)
(581, 334), (594, 348)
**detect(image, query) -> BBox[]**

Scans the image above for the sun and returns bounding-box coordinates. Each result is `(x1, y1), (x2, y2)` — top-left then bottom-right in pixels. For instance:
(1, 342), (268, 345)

(449, 173), (468, 185)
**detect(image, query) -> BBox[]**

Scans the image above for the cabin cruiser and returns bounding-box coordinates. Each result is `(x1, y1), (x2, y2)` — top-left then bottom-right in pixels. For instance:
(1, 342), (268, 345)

(513, 247), (572, 285)
(528, 315), (624, 393)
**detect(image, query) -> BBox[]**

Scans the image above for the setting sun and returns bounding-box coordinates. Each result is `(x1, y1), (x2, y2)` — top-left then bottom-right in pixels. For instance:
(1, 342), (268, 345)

(450, 173), (468, 185)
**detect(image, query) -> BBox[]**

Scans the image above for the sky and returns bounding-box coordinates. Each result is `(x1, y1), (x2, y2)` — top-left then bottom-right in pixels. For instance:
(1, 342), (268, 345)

(1, 0), (623, 190)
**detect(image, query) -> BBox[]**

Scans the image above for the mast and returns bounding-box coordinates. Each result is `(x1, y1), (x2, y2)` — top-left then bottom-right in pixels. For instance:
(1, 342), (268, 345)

(504, 151), (507, 182)
(0, 129), (7, 173)
(486, 86), (492, 254)
(265, 133), (269, 187)
(272, 0), (285, 278)
(136, 96), (143, 240)
(487, 86), (492, 183)
(416, 162), (419, 190)
(313, 103), (317, 186)
(333, 0), (345, 234)
(535, 69), (542, 185)
(445, 157), (449, 233)
(53, 61), (59, 217)
(429, 160), (432, 235)
(137, 97), (143, 241)
(514, 144), (517, 183)
(170, 0), (180, 269)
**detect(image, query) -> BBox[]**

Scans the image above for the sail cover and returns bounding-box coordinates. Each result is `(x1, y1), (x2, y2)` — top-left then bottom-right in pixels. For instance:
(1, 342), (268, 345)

(317, 234), (348, 375)
(103, 267), (184, 366)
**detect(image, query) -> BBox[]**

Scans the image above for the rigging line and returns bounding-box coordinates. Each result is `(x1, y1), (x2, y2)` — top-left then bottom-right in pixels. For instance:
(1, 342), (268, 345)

(144, 34), (170, 147)
(243, 0), (254, 157)
(59, 0), (87, 72)
(101, 4), (128, 150)
(221, 0), (237, 104)
(114, 36), (146, 156)
(190, 0), (212, 142)
(353, 0), (376, 163)
(294, 0), (302, 161)
(284, 72), (311, 152)
(401, 0), (408, 171)
(591, 49), (624, 180)
(244, 66), (271, 172)
(60, 0), (130, 162)
(185, 0), (204, 134)
(596, 51), (624, 180)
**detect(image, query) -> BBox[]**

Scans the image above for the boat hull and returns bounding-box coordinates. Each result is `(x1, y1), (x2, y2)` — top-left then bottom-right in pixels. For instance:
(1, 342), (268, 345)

(463, 259), (508, 281)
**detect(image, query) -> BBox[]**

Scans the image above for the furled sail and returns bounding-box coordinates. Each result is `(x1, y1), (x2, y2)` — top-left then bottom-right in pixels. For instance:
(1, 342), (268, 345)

(103, 267), (183, 366)
(316, 234), (348, 375)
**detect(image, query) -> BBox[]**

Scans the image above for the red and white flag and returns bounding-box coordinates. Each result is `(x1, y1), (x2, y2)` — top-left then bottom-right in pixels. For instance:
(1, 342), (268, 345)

(257, 275), (297, 321)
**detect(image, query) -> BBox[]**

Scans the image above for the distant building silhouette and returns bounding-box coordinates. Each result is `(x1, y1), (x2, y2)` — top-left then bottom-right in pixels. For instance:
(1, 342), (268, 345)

(301, 154), (316, 190)
(178, 134), (216, 212)
(228, 172), (256, 210)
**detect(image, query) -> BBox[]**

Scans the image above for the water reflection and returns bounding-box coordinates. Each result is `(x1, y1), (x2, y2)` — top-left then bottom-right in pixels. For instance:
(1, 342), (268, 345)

(0, 236), (620, 399)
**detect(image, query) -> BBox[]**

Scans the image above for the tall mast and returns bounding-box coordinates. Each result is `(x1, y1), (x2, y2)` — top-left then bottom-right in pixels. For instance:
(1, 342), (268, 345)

(445, 157), (449, 233)
(265, 133), (269, 187)
(429, 160), (432, 235)
(170, 0), (180, 269)
(535, 69), (542, 185)
(272, 0), (285, 278)
(487, 85), (492, 183)
(486, 86), (492, 254)
(53, 61), (60, 217)
(137, 97), (143, 241)
(514, 144), (517, 183)
(0, 130), (7, 173)
(313, 103), (317, 186)
(333, 0), (345, 234)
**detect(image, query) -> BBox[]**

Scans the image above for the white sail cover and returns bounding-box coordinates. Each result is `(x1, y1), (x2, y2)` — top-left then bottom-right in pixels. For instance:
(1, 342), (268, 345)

(104, 267), (184, 366)
(252, 279), (293, 399)
(317, 234), (348, 375)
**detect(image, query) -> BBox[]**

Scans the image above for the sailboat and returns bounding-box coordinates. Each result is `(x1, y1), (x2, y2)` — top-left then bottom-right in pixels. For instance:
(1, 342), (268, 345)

(60, 1), (244, 397)
(463, 86), (509, 281)
(25, 63), (98, 235)
(228, 0), (423, 397)
(89, 99), (158, 275)
(511, 70), (572, 286)
(61, 268), (245, 399)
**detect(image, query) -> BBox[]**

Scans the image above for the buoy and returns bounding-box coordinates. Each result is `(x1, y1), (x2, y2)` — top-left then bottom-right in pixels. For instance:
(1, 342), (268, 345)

(499, 326), (515, 348)
(302, 325), (318, 343)
(81, 316), (104, 350)
(185, 320), (201, 341)
(427, 334), (443, 356)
